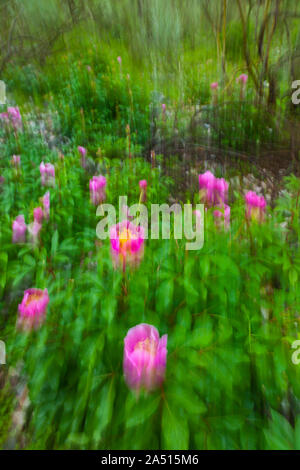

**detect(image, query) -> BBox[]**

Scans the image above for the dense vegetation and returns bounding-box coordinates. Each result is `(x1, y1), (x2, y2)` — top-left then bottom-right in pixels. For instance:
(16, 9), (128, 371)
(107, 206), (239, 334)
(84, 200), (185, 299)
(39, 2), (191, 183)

(0, 0), (300, 450)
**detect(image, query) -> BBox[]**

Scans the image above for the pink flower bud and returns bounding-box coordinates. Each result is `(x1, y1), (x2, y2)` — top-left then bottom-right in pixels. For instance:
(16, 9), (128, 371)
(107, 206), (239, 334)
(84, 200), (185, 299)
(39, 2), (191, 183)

(89, 175), (107, 205)
(210, 82), (219, 90)
(117, 56), (122, 65)
(12, 215), (27, 243)
(139, 180), (147, 190)
(245, 191), (266, 223)
(77, 146), (87, 157)
(17, 288), (49, 330)
(123, 323), (168, 392)
(237, 74), (248, 85)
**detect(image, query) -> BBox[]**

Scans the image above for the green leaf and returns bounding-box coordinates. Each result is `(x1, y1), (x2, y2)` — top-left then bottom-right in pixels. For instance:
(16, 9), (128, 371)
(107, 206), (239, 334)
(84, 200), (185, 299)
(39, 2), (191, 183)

(51, 230), (59, 257)
(162, 402), (189, 450)
(0, 252), (8, 298)
(125, 394), (160, 428)
(156, 278), (174, 314)
(264, 410), (295, 450)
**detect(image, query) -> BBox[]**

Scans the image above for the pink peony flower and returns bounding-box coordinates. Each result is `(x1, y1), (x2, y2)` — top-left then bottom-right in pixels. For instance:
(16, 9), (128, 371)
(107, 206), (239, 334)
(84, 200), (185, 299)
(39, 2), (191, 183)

(213, 204), (231, 229)
(110, 220), (145, 270)
(139, 179), (147, 202)
(12, 215), (27, 243)
(42, 191), (50, 220)
(198, 171), (229, 206)
(17, 288), (49, 330)
(89, 175), (107, 206)
(40, 162), (55, 187)
(237, 74), (248, 85)
(210, 82), (219, 90)
(123, 323), (168, 392)
(198, 171), (216, 206)
(245, 191), (266, 223)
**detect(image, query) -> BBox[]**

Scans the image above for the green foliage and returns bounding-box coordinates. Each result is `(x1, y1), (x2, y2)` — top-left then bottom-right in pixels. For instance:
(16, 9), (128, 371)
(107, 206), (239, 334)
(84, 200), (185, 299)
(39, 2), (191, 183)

(1, 120), (300, 448)
(1, 1), (300, 449)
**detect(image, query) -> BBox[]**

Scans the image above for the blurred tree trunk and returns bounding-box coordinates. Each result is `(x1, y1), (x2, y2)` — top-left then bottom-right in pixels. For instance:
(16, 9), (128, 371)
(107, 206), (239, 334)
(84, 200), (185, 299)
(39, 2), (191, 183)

(67, 0), (77, 24)
(137, 0), (143, 18)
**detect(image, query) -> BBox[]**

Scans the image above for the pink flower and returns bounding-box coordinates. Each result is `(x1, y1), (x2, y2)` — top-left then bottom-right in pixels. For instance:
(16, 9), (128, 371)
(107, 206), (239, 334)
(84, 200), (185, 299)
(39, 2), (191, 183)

(198, 171), (216, 206)
(117, 56), (122, 64)
(245, 191), (266, 223)
(237, 74), (248, 85)
(213, 177), (229, 205)
(89, 175), (107, 205)
(0, 107), (22, 129)
(77, 146), (87, 157)
(40, 162), (55, 187)
(210, 82), (219, 90)
(42, 191), (50, 220)
(139, 180), (147, 190)
(198, 171), (229, 206)
(213, 204), (231, 229)
(33, 207), (44, 224)
(110, 220), (145, 270)
(139, 180), (147, 202)
(162, 103), (166, 112)
(12, 155), (21, 168)
(17, 288), (49, 330)
(8, 106), (21, 122)
(123, 323), (167, 392)
(12, 215), (27, 243)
